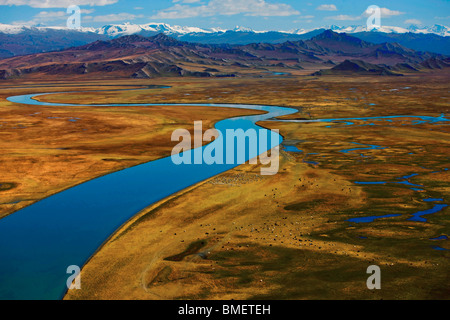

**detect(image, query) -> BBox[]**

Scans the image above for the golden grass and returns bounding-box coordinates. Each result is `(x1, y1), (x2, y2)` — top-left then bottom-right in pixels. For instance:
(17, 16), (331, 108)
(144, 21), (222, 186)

(1, 72), (449, 299)
(60, 72), (450, 299)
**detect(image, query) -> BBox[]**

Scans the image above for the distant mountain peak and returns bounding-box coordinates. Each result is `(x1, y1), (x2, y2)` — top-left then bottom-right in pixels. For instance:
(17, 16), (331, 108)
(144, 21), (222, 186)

(233, 26), (254, 33)
(1, 22), (448, 38)
(313, 59), (402, 76)
(111, 34), (149, 42)
(151, 33), (176, 41)
(407, 24), (422, 32)
(1, 24), (447, 81)
(1, 21), (449, 60)
(311, 30), (370, 48)
(316, 29), (339, 38)
(311, 29), (351, 42)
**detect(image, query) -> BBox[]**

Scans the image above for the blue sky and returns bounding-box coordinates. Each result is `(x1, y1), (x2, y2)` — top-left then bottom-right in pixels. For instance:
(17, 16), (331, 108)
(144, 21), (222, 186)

(0, 0), (449, 30)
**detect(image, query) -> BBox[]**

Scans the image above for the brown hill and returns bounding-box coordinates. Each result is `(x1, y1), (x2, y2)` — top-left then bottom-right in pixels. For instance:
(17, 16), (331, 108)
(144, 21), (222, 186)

(313, 60), (402, 76)
(0, 31), (445, 80)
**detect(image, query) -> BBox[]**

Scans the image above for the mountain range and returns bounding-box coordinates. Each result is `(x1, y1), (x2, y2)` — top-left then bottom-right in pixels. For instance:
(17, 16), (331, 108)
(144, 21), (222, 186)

(2, 22), (448, 37)
(0, 30), (447, 80)
(0, 22), (449, 59)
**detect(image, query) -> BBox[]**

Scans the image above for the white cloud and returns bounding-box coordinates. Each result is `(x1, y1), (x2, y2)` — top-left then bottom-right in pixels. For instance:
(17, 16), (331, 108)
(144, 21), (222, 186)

(293, 15), (314, 24)
(173, 0), (202, 3)
(0, 0), (117, 8)
(34, 10), (67, 20)
(380, 8), (404, 17)
(316, 4), (337, 11)
(11, 8), (95, 25)
(325, 14), (361, 21)
(326, 7), (404, 22)
(91, 12), (144, 22)
(295, 15), (314, 19)
(362, 7), (404, 18)
(404, 19), (422, 25)
(150, 0), (300, 19)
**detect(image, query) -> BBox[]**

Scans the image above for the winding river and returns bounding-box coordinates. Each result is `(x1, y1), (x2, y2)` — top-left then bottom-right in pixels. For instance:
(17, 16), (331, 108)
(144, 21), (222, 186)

(0, 89), (297, 300)
(1, 88), (448, 299)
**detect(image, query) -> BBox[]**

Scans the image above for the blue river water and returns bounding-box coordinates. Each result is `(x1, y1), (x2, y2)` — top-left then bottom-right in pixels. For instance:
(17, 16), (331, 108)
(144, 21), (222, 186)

(430, 235), (448, 241)
(348, 214), (401, 224)
(407, 204), (449, 222)
(0, 91), (298, 299)
(349, 170), (448, 224)
(275, 113), (450, 126)
(283, 145), (302, 153)
(339, 142), (386, 154)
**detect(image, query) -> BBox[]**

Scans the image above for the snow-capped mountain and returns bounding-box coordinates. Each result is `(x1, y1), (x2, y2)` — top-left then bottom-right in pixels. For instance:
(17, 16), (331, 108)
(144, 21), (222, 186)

(328, 25), (409, 34)
(94, 23), (272, 37)
(326, 24), (450, 37)
(95, 22), (227, 37)
(1, 22), (449, 58)
(408, 24), (450, 37)
(1, 22), (449, 37)
(94, 23), (450, 38)
(0, 22), (97, 34)
(284, 27), (318, 35)
(2, 29), (447, 81)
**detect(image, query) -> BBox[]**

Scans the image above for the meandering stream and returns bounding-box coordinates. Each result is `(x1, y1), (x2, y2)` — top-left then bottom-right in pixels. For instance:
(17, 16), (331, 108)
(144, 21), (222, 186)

(1, 88), (448, 299)
(0, 89), (298, 299)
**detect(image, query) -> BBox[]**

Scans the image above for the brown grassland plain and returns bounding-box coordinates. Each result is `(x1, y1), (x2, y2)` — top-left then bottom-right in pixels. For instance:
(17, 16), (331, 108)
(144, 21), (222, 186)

(0, 71), (449, 299)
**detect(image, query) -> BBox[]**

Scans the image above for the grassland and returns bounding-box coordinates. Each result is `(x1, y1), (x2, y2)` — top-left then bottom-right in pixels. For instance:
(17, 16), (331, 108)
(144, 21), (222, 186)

(1, 71), (449, 299)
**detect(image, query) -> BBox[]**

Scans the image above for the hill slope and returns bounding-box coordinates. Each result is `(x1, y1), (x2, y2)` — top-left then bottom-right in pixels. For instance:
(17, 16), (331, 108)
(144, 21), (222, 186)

(0, 31), (446, 80)
(1, 23), (449, 57)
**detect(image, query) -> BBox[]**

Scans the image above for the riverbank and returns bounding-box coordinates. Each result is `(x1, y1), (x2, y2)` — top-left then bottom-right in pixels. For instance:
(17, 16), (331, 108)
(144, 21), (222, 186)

(0, 87), (297, 299)
(1, 72), (448, 299)
(0, 83), (262, 219)
(64, 72), (449, 299)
